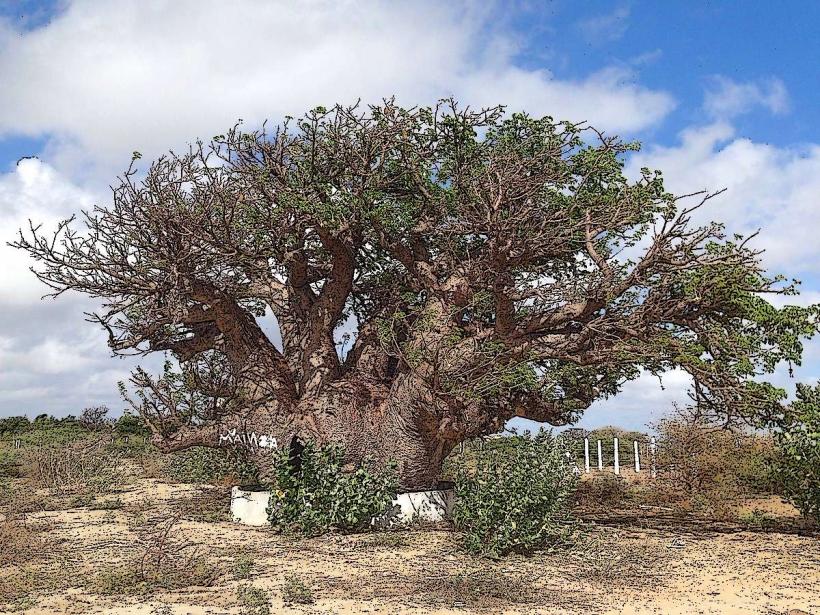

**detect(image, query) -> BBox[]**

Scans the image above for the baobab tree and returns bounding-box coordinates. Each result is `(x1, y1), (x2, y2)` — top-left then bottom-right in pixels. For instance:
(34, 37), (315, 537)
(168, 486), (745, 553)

(14, 100), (817, 489)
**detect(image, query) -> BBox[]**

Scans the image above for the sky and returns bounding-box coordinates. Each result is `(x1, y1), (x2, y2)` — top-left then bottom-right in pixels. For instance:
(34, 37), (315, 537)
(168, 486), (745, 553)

(0, 0), (818, 431)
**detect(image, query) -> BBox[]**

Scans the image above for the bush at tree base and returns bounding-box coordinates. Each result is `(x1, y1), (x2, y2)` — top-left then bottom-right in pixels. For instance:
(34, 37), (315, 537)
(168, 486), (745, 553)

(775, 383), (820, 523)
(452, 430), (578, 558)
(267, 443), (398, 536)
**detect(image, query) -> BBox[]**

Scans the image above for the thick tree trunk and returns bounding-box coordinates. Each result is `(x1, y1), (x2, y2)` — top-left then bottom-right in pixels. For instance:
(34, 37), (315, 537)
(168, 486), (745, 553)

(172, 377), (458, 491)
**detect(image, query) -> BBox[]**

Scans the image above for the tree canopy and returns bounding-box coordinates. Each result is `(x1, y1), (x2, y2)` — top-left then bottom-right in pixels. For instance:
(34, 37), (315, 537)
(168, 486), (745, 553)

(13, 99), (819, 486)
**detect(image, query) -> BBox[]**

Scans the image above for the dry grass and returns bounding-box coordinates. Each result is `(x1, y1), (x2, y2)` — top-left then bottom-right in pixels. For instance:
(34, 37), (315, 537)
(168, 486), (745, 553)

(169, 486), (231, 523)
(0, 519), (71, 610)
(561, 526), (670, 586)
(420, 570), (538, 606)
(90, 511), (221, 596)
(26, 437), (126, 495)
(0, 520), (54, 567)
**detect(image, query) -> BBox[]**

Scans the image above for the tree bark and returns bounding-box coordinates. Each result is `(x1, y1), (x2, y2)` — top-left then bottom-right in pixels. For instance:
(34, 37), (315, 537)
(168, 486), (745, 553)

(157, 376), (457, 490)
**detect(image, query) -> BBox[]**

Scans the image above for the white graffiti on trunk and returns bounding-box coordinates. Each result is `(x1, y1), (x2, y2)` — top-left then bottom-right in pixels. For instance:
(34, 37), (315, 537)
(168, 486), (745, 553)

(218, 429), (278, 450)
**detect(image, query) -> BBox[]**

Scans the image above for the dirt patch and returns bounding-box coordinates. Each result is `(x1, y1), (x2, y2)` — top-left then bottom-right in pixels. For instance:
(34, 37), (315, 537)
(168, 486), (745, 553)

(1, 479), (818, 614)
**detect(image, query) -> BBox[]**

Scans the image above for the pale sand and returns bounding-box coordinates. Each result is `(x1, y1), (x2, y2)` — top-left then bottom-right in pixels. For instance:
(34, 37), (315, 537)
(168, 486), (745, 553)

(2, 479), (818, 614)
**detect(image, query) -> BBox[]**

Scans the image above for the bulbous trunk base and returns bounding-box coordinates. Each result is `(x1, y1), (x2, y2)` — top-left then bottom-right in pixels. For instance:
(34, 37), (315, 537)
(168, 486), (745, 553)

(214, 384), (457, 491)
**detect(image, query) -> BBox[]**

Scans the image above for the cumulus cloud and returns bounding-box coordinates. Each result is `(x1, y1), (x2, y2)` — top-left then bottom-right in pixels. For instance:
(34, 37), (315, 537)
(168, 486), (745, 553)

(509, 369), (693, 433)
(703, 76), (789, 119)
(460, 65), (673, 134)
(627, 122), (820, 274)
(0, 0), (676, 418)
(0, 158), (154, 416)
(0, 0), (673, 179)
(577, 5), (631, 44)
(0, 157), (98, 303)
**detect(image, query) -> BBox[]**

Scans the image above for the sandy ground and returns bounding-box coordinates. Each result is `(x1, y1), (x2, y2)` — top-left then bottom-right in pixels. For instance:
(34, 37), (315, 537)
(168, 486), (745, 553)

(1, 479), (819, 615)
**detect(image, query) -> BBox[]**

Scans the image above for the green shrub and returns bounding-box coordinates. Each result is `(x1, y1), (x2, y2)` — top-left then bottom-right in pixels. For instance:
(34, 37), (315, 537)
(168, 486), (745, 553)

(452, 430), (578, 558)
(237, 584), (271, 615)
(775, 383), (820, 523)
(739, 508), (775, 530)
(114, 412), (150, 438)
(0, 449), (20, 478)
(8, 425), (87, 447)
(267, 443), (397, 536)
(281, 573), (314, 605)
(163, 446), (258, 485)
(232, 553), (255, 580)
(0, 416), (31, 436)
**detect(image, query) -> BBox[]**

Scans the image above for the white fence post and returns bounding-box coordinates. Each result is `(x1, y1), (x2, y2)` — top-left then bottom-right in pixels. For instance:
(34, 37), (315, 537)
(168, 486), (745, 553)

(634, 440), (640, 472)
(650, 436), (657, 478)
(597, 439), (603, 471)
(584, 438), (590, 473)
(613, 437), (620, 475)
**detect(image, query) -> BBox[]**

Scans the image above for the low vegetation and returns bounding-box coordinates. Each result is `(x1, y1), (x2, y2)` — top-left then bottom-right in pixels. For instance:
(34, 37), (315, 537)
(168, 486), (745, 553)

(267, 443), (398, 536)
(775, 383), (820, 522)
(163, 445), (258, 485)
(452, 430), (579, 557)
(1, 405), (818, 611)
(92, 514), (220, 596)
(650, 409), (782, 519)
(237, 584), (272, 615)
(281, 573), (315, 605)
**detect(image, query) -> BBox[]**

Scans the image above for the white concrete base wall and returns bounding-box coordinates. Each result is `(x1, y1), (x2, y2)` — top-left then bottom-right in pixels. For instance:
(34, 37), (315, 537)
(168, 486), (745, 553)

(378, 489), (454, 527)
(230, 486), (272, 527)
(230, 486), (454, 528)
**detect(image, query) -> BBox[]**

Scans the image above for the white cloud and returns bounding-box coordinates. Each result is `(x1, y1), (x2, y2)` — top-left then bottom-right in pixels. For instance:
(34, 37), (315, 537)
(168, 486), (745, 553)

(460, 65), (674, 135)
(508, 369), (693, 433)
(627, 122), (820, 274)
(0, 334), (98, 376)
(0, 2), (815, 425)
(0, 3), (675, 429)
(765, 290), (820, 309)
(703, 76), (789, 119)
(578, 369), (693, 430)
(0, 158), (148, 416)
(0, 0), (673, 179)
(0, 157), (98, 304)
(577, 5), (631, 44)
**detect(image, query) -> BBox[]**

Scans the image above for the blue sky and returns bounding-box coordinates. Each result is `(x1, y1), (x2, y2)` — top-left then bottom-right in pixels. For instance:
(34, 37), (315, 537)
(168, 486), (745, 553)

(514, 1), (820, 146)
(0, 1), (817, 431)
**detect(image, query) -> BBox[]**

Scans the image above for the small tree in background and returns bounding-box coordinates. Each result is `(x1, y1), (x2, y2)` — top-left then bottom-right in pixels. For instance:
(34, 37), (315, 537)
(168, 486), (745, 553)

(114, 412), (150, 437)
(653, 405), (781, 518)
(0, 416), (31, 435)
(79, 405), (112, 431)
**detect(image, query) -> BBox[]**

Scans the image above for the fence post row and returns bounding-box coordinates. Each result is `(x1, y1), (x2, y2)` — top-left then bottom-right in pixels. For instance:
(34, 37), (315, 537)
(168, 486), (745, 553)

(650, 436), (657, 478)
(583, 438), (590, 473)
(613, 437), (620, 475)
(633, 440), (640, 472)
